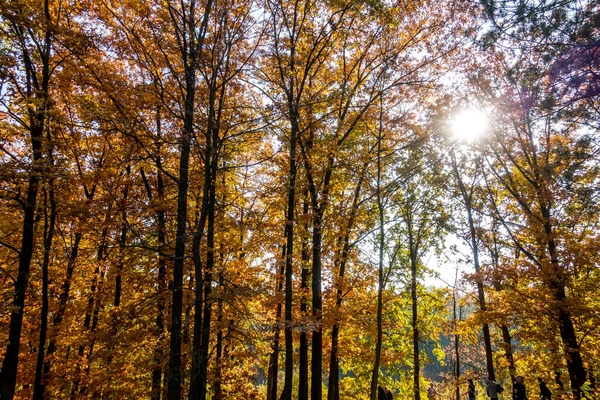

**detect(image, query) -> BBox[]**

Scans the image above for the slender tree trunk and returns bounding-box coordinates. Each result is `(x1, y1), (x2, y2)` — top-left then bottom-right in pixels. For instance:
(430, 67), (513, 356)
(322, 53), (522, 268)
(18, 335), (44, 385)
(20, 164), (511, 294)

(549, 278), (586, 399)
(281, 105), (299, 400)
(42, 232), (83, 397)
(168, 75), (194, 400)
(311, 212), (324, 400)
(152, 110), (168, 400)
(410, 250), (420, 400)
(167, 0), (214, 394)
(197, 167), (217, 400)
(450, 151), (495, 381)
(70, 218), (110, 398)
(369, 210), (384, 400)
(0, 4), (52, 395)
(33, 179), (56, 400)
(453, 289), (461, 400)
(141, 121), (169, 399)
(189, 170), (209, 400)
(267, 245), (286, 400)
(500, 325), (516, 381)
(370, 102), (385, 400)
(213, 272), (224, 400)
(299, 196), (310, 400)
(114, 166), (131, 307)
(329, 164), (367, 400)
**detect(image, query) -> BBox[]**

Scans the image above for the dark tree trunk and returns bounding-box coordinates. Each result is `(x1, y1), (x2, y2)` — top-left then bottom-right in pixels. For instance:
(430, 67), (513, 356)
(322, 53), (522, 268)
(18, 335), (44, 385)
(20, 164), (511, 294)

(541, 203), (586, 399)
(453, 290), (462, 400)
(0, 4), (52, 396)
(500, 325), (516, 382)
(140, 122), (169, 399)
(150, 110), (168, 400)
(42, 232), (83, 396)
(33, 179), (56, 400)
(168, 74), (194, 400)
(166, 0), (213, 397)
(299, 197), (310, 400)
(370, 107), (385, 400)
(450, 150), (495, 381)
(267, 245), (286, 400)
(281, 105), (299, 400)
(114, 165), (130, 308)
(189, 169), (209, 400)
(213, 272), (224, 400)
(70, 216), (111, 398)
(411, 250), (420, 400)
(329, 164), (366, 400)
(310, 212), (324, 400)
(196, 168), (217, 400)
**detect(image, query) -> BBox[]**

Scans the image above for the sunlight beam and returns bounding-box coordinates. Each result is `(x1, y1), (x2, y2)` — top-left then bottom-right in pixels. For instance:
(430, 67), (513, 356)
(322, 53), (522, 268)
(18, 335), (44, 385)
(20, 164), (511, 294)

(450, 108), (488, 142)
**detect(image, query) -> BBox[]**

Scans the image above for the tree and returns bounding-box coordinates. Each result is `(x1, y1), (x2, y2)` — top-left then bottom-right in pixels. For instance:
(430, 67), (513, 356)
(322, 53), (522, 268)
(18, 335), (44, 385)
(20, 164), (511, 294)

(0, 1), (56, 396)
(477, 59), (598, 397)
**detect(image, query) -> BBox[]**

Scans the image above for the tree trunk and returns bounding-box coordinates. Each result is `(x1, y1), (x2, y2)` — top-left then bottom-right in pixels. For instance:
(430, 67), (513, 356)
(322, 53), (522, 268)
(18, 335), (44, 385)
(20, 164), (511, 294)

(450, 150), (495, 381)
(70, 217), (110, 398)
(33, 180), (56, 400)
(114, 166), (130, 308)
(167, 0), (214, 395)
(281, 103), (299, 400)
(196, 168), (217, 400)
(311, 212), (324, 400)
(213, 272), (224, 400)
(299, 196), (310, 400)
(453, 287), (461, 400)
(152, 110), (168, 400)
(411, 250), (420, 400)
(542, 203), (586, 399)
(329, 164), (367, 400)
(168, 71), (194, 400)
(500, 325), (516, 382)
(0, 4), (52, 395)
(267, 242), (287, 400)
(42, 232), (83, 397)
(370, 105), (385, 400)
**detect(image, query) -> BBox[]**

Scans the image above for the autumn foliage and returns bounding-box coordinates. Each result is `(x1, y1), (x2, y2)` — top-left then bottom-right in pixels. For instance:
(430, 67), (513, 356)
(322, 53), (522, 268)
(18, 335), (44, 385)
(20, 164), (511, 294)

(0, 0), (599, 399)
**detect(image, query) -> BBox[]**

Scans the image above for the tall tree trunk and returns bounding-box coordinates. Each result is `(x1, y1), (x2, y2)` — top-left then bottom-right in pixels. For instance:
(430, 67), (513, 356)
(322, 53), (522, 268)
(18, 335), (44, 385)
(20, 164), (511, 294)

(213, 272), (224, 400)
(410, 249), (420, 400)
(453, 288), (461, 400)
(299, 196), (310, 400)
(141, 115), (168, 399)
(267, 245), (286, 400)
(329, 163), (367, 400)
(197, 168), (217, 400)
(542, 209), (586, 399)
(281, 104), (299, 400)
(0, 3), (52, 396)
(114, 166), (131, 307)
(310, 211), (324, 400)
(167, 0), (213, 396)
(189, 165), (209, 400)
(370, 102), (385, 400)
(168, 71), (194, 400)
(149, 108), (168, 399)
(42, 232), (83, 397)
(450, 150), (495, 381)
(500, 325), (516, 382)
(33, 178), (56, 400)
(70, 215), (111, 398)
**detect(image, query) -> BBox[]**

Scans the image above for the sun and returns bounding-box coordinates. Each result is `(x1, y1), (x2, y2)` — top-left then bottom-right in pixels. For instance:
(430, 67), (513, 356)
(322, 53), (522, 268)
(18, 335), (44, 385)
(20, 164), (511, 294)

(450, 108), (489, 141)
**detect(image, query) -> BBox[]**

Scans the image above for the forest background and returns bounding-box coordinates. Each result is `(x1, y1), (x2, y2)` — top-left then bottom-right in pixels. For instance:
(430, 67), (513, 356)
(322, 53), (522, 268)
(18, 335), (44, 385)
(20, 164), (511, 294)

(0, 0), (599, 399)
